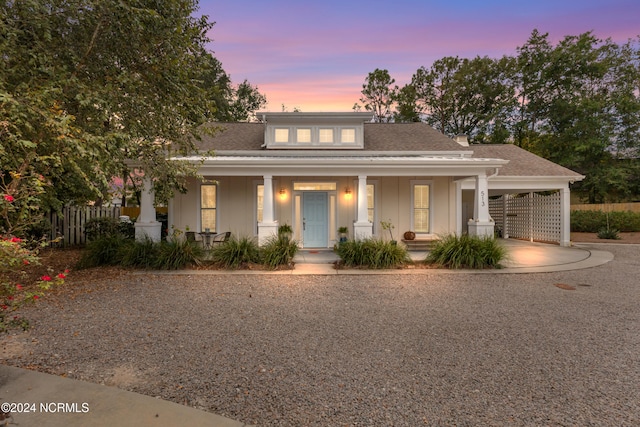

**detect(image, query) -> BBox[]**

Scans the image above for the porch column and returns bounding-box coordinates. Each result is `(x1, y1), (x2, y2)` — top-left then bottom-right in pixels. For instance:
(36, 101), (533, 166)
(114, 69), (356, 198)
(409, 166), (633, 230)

(353, 175), (373, 239)
(559, 186), (571, 247)
(134, 176), (162, 242)
(467, 173), (494, 238)
(258, 174), (278, 245)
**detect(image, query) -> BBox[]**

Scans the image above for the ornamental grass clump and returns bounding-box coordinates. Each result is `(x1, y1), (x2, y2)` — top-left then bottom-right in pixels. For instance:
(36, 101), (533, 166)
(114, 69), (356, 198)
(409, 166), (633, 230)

(119, 237), (160, 269)
(426, 234), (507, 269)
(154, 237), (204, 270)
(210, 235), (260, 269)
(260, 234), (299, 270)
(336, 238), (410, 269)
(77, 234), (128, 268)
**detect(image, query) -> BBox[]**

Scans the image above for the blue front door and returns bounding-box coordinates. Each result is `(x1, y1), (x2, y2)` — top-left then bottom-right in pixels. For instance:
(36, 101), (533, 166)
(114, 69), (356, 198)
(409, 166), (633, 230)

(303, 192), (328, 247)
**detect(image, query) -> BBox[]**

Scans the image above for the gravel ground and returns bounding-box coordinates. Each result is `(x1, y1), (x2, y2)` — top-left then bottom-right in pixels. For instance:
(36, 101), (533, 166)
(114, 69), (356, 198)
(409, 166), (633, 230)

(2, 243), (640, 426)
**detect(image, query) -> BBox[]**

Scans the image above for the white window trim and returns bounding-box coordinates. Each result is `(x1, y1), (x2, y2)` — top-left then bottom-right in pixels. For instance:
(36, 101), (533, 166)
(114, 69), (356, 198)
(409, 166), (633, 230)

(200, 181), (217, 233)
(410, 180), (433, 235)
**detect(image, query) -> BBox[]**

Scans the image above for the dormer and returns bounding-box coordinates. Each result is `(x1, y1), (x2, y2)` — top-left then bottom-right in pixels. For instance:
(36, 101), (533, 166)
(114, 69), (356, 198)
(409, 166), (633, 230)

(259, 112), (373, 149)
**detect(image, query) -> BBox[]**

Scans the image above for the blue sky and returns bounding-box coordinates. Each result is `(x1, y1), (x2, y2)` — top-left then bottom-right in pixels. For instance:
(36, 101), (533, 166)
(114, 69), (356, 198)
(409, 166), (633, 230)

(197, 0), (639, 111)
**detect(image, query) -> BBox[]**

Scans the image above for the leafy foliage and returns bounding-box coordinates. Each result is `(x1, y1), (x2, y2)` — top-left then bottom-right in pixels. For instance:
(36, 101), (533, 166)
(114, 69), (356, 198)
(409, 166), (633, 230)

(209, 235), (261, 269)
(359, 30), (640, 202)
(571, 210), (640, 232)
(426, 234), (507, 269)
(1, 1), (266, 233)
(336, 238), (410, 269)
(1, 235), (66, 332)
(260, 235), (299, 270)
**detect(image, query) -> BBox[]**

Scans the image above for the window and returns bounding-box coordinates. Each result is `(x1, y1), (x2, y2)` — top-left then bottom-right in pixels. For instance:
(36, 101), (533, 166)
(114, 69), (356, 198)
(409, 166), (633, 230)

(274, 128), (289, 143)
(319, 128), (334, 143)
(412, 184), (430, 233)
(201, 184), (217, 232)
(341, 128), (356, 143)
(256, 184), (263, 234)
(296, 128), (311, 143)
(293, 182), (337, 191)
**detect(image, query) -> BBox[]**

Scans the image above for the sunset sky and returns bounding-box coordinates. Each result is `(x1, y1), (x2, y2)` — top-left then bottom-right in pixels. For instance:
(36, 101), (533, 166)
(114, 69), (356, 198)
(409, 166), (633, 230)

(197, 0), (639, 112)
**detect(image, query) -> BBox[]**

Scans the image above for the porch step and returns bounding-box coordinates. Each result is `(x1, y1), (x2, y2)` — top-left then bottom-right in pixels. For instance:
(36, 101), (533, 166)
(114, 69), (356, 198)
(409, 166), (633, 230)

(402, 239), (438, 251)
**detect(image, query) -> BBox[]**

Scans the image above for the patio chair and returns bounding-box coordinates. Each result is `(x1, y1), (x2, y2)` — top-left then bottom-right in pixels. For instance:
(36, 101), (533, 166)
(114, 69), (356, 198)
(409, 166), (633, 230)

(211, 231), (231, 246)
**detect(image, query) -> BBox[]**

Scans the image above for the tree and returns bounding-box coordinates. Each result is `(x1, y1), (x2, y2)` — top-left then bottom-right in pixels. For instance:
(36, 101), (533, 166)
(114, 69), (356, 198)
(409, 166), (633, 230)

(393, 84), (421, 122)
(358, 68), (397, 122)
(412, 56), (515, 141)
(514, 31), (640, 202)
(1, 0), (253, 234)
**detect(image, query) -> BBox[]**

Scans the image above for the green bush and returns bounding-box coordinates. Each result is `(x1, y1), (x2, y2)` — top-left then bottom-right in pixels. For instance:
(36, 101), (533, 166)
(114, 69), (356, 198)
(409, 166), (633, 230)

(154, 238), (204, 270)
(77, 234), (128, 268)
(426, 234), (507, 269)
(261, 235), (299, 270)
(571, 210), (640, 232)
(84, 217), (135, 241)
(336, 238), (410, 269)
(209, 235), (260, 269)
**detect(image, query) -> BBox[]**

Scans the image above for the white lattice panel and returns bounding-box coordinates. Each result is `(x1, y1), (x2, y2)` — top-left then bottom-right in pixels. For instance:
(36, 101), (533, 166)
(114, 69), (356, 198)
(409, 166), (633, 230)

(489, 192), (561, 243)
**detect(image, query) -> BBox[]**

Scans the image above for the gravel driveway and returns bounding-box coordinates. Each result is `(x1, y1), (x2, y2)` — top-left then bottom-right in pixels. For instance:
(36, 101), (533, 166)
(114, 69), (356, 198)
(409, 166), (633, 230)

(3, 244), (640, 426)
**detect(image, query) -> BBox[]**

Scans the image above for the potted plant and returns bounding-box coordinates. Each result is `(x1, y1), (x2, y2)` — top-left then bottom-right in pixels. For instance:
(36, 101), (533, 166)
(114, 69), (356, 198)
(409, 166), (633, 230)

(380, 219), (396, 245)
(278, 223), (293, 240)
(185, 225), (196, 242)
(338, 226), (349, 243)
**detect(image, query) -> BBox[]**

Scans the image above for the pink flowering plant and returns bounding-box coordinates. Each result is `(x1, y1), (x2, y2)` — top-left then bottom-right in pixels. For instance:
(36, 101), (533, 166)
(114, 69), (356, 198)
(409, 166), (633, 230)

(0, 235), (66, 332)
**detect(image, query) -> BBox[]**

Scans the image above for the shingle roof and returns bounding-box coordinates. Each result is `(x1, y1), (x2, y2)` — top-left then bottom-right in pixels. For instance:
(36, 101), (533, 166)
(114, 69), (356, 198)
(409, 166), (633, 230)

(363, 123), (467, 151)
(194, 122), (467, 152)
(191, 122), (582, 178)
(470, 144), (582, 177)
(195, 122), (264, 151)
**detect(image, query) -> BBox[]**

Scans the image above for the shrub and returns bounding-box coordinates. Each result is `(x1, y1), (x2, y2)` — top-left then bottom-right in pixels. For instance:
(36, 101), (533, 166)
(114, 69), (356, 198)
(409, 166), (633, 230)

(261, 235), (299, 270)
(426, 234), (507, 269)
(84, 217), (121, 241)
(336, 238), (410, 269)
(210, 235), (260, 269)
(571, 210), (640, 232)
(154, 238), (204, 270)
(77, 234), (128, 268)
(1, 235), (66, 332)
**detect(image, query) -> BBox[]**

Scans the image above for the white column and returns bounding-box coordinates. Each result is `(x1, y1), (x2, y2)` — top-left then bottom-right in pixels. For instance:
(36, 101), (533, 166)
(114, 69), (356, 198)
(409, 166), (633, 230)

(263, 175), (274, 223)
(258, 174), (278, 245)
(134, 176), (162, 242)
(467, 173), (494, 238)
(559, 186), (571, 247)
(353, 175), (373, 239)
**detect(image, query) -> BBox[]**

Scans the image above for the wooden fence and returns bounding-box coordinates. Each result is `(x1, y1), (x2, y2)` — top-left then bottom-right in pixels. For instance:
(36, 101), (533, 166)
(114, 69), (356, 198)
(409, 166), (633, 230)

(48, 206), (121, 246)
(571, 202), (640, 213)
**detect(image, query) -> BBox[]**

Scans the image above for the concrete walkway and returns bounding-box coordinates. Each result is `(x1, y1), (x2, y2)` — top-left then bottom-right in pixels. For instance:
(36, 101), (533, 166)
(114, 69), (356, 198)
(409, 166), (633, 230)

(0, 239), (615, 427)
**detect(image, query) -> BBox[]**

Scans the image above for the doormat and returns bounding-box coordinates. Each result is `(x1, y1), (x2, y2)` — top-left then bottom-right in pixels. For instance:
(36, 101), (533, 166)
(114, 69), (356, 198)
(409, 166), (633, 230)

(308, 251), (320, 254)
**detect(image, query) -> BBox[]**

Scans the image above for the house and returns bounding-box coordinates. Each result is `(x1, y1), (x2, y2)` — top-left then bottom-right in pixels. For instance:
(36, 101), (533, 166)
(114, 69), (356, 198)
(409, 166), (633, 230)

(134, 112), (584, 247)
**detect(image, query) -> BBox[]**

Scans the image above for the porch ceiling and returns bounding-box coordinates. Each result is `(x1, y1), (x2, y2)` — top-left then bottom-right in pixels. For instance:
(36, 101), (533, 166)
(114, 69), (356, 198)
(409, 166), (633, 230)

(172, 154), (508, 177)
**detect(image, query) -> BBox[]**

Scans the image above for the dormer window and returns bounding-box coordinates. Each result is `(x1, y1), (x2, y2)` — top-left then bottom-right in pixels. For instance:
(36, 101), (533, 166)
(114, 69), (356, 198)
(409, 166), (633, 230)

(341, 128), (355, 143)
(319, 128), (334, 143)
(296, 128), (311, 143)
(261, 112), (372, 149)
(274, 128), (289, 143)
